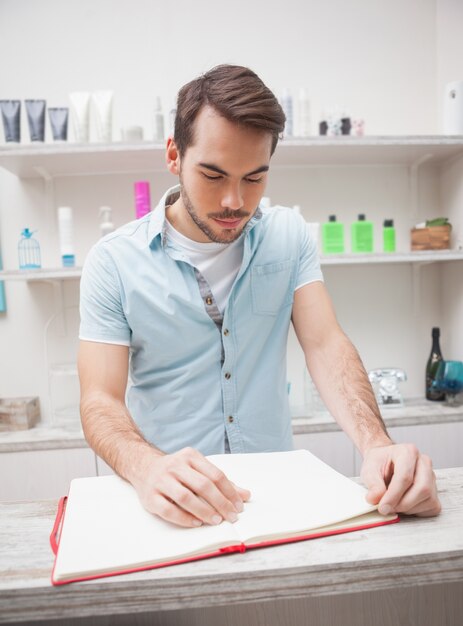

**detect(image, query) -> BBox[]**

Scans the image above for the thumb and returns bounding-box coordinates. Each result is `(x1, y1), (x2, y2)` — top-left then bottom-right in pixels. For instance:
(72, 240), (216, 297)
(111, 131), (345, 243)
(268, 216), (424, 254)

(366, 480), (387, 505)
(362, 451), (393, 505)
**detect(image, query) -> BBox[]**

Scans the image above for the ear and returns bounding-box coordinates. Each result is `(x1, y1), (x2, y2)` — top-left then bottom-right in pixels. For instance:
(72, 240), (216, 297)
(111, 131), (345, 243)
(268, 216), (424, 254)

(166, 137), (181, 176)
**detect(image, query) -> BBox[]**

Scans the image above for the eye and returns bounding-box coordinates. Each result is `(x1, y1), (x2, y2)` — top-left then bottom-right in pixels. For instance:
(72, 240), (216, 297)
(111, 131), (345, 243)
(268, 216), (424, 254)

(202, 173), (223, 181)
(245, 177), (263, 184)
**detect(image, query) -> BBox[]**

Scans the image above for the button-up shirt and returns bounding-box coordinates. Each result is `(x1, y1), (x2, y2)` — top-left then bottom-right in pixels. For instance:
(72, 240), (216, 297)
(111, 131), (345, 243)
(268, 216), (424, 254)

(79, 185), (323, 455)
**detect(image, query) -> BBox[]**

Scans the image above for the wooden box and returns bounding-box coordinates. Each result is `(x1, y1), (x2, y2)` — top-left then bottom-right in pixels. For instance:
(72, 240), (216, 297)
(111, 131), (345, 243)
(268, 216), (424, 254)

(0, 397), (40, 431)
(410, 225), (451, 251)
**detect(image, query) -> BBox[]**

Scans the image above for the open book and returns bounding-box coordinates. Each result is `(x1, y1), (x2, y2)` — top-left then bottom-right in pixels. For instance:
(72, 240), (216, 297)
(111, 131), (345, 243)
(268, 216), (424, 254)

(51, 450), (398, 585)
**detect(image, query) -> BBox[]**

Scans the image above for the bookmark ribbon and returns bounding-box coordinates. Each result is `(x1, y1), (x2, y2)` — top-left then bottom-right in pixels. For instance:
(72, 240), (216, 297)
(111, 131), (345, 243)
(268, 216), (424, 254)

(50, 497), (67, 555)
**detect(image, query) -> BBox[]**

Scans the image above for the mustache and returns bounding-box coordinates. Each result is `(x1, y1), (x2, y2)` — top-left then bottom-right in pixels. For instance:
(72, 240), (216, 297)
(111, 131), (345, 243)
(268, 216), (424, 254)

(207, 210), (251, 219)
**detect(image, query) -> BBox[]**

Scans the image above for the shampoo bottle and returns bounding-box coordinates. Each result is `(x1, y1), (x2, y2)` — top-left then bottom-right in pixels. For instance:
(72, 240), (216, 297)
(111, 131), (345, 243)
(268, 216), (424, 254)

(57, 206), (75, 267)
(281, 88), (293, 137)
(298, 88), (311, 137)
(383, 219), (396, 252)
(351, 214), (374, 253)
(99, 206), (114, 237)
(322, 215), (345, 254)
(134, 182), (151, 219)
(153, 97), (164, 142)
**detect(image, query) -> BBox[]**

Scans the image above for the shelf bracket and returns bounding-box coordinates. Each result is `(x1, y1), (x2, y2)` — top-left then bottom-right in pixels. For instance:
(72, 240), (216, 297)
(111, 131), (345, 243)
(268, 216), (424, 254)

(42, 280), (66, 336)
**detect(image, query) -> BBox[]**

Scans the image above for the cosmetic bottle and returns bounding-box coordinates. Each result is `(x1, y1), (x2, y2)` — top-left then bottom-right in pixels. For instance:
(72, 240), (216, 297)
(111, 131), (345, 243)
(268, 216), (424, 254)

(0, 251), (6, 313)
(18, 228), (41, 269)
(134, 182), (151, 219)
(383, 219), (396, 252)
(25, 100), (46, 142)
(281, 88), (293, 137)
(57, 207), (75, 267)
(48, 108), (69, 141)
(351, 214), (374, 253)
(298, 89), (311, 137)
(93, 91), (113, 142)
(99, 206), (114, 237)
(322, 215), (345, 254)
(153, 97), (165, 142)
(0, 100), (21, 142)
(69, 92), (90, 142)
(169, 108), (176, 136)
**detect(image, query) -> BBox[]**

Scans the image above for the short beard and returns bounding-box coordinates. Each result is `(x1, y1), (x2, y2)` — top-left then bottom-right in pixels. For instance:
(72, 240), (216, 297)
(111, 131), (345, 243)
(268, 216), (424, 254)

(179, 174), (250, 244)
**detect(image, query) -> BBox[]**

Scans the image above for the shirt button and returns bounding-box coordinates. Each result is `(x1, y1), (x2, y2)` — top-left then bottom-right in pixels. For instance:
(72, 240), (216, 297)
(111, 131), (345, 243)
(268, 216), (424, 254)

(223, 328), (229, 336)
(228, 416), (234, 423)
(205, 296), (213, 305)
(225, 372), (231, 380)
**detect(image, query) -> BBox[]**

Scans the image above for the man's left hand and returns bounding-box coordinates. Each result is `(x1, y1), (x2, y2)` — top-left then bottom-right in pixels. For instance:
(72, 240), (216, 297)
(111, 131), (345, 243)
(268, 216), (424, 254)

(360, 443), (441, 517)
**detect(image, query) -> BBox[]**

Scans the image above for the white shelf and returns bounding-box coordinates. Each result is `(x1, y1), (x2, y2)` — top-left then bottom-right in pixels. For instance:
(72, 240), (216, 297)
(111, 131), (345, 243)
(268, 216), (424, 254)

(320, 250), (463, 265)
(0, 251), (461, 282)
(0, 267), (82, 281)
(0, 136), (463, 178)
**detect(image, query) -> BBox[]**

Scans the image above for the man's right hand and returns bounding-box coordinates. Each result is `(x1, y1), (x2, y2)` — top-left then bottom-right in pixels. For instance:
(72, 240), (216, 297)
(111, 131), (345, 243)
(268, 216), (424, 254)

(131, 447), (251, 528)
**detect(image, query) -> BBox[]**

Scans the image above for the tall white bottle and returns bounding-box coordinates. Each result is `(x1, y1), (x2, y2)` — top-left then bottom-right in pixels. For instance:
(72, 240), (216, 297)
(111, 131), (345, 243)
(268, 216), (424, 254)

(99, 206), (114, 238)
(281, 88), (293, 138)
(57, 206), (75, 267)
(298, 88), (311, 137)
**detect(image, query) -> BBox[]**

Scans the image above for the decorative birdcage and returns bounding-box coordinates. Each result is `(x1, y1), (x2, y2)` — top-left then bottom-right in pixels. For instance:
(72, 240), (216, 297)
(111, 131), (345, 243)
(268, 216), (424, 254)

(18, 228), (41, 269)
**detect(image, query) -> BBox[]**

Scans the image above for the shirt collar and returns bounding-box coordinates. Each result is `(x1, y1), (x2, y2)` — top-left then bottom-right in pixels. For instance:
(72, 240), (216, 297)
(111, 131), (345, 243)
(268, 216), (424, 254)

(148, 183), (263, 248)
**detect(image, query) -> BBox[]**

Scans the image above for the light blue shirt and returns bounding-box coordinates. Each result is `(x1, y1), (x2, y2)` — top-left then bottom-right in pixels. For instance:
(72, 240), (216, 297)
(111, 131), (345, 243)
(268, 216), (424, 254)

(79, 185), (323, 455)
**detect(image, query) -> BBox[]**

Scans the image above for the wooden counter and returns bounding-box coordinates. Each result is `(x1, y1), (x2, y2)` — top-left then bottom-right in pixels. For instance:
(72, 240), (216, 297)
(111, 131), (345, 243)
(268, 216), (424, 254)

(1, 468), (462, 626)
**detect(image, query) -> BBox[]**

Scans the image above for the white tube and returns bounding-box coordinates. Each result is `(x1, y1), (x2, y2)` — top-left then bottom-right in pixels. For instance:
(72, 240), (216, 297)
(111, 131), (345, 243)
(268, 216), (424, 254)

(69, 92), (90, 142)
(57, 206), (75, 267)
(92, 91), (113, 142)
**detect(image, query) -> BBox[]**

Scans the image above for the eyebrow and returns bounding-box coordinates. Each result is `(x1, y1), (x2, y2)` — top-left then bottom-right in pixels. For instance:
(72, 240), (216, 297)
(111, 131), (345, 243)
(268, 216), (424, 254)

(198, 162), (269, 177)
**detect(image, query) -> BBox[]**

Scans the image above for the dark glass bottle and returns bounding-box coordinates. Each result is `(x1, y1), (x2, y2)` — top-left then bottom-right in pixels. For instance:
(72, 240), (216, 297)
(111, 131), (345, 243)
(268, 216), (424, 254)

(426, 327), (445, 401)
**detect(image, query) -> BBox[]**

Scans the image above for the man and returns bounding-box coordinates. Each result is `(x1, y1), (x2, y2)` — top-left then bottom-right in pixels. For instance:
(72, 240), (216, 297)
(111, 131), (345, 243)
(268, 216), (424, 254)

(78, 64), (440, 529)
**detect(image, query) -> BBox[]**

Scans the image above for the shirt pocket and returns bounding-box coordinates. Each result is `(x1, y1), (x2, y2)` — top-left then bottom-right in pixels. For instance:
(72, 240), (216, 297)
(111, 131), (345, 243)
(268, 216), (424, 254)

(251, 259), (294, 316)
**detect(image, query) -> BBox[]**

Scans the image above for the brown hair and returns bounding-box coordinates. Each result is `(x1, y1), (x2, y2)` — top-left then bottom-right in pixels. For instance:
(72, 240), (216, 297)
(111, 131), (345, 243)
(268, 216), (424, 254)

(174, 64), (285, 157)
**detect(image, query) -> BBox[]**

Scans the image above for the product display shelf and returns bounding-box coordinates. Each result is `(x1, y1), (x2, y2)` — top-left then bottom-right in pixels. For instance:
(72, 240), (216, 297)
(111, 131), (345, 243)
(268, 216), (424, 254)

(320, 250), (463, 265)
(0, 250), (461, 283)
(0, 267), (82, 281)
(1, 136), (463, 179)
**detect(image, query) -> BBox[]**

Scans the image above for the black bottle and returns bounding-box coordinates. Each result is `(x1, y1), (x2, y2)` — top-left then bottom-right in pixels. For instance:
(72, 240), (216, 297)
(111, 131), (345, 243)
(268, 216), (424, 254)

(426, 327), (445, 401)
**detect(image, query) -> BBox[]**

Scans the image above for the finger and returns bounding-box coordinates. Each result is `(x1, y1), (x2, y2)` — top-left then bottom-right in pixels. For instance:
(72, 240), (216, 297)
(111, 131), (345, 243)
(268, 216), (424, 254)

(190, 454), (245, 509)
(401, 497), (442, 516)
(393, 456), (436, 514)
(235, 485), (252, 501)
(175, 466), (240, 524)
(378, 448), (419, 514)
(362, 458), (391, 505)
(145, 493), (203, 528)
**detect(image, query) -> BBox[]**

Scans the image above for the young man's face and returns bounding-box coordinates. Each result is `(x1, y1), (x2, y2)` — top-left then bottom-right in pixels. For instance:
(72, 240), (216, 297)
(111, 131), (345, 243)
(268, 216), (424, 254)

(167, 105), (273, 243)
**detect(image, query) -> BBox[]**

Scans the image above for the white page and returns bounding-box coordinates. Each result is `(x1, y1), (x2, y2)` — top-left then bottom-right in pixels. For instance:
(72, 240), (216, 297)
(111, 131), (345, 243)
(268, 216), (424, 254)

(53, 475), (239, 581)
(208, 450), (385, 544)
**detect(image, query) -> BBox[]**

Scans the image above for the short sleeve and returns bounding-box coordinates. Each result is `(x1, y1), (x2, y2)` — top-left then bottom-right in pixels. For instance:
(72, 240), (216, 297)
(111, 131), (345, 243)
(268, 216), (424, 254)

(295, 215), (324, 290)
(79, 244), (131, 345)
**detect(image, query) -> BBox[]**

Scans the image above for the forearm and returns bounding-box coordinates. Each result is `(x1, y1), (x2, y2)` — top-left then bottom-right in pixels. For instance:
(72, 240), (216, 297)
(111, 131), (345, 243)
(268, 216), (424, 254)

(306, 330), (392, 456)
(80, 391), (164, 483)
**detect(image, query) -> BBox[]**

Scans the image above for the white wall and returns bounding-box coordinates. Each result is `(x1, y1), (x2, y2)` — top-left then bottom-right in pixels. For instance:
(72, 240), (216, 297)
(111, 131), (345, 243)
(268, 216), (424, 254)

(0, 0), (461, 422)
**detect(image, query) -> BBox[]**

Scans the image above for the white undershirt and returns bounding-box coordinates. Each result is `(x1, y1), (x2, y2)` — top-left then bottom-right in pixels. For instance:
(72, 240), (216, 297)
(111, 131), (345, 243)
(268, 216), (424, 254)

(165, 220), (244, 314)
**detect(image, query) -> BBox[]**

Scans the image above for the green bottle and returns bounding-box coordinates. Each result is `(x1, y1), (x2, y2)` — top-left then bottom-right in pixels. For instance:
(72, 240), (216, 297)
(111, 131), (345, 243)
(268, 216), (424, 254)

(322, 215), (345, 254)
(351, 214), (374, 253)
(383, 219), (396, 252)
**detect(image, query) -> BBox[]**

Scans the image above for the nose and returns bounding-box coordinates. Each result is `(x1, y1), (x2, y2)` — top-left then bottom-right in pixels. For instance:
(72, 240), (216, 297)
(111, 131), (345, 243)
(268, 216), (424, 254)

(221, 182), (243, 211)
